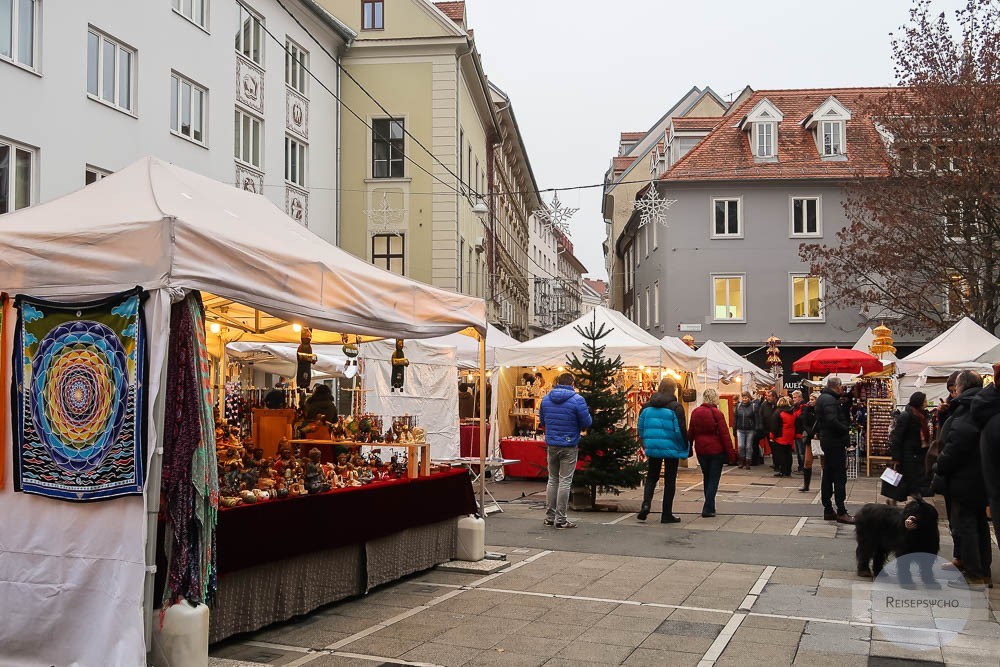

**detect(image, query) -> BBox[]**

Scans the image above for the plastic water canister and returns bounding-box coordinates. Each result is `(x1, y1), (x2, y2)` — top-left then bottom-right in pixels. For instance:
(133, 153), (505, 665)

(150, 600), (209, 667)
(456, 514), (485, 561)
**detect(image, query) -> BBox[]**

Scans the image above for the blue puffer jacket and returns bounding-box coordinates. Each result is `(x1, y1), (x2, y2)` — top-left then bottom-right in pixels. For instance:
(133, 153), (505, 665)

(638, 392), (689, 459)
(539, 385), (592, 447)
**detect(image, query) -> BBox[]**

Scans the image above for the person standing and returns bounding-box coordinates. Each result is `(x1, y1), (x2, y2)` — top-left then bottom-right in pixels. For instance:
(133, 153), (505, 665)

(539, 372), (592, 530)
(972, 365), (1000, 546)
(799, 392), (820, 493)
(791, 390), (806, 472)
(773, 397), (796, 477)
(637, 378), (689, 523)
(889, 392), (931, 499)
(688, 389), (733, 518)
(458, 382), (476, 420)
(757, 390), (778, 469)
(734, 392), (756, 469)
(935, 370), (990, 587)
(815, 377), (854, 524)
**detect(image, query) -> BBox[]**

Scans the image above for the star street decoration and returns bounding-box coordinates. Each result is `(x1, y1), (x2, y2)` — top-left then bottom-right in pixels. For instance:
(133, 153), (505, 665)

(364, 192), (406, 237)
(633, 184), (676, 229)
(536, 192), (578, 236)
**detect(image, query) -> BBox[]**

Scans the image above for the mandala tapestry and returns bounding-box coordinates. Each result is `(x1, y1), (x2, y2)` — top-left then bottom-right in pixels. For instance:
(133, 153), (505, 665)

(13, 288), (148, 501)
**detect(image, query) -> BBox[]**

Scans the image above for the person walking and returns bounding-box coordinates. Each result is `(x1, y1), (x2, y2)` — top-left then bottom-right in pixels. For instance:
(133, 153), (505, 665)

(972, 365), (1000, 546)
(889, 392), (931, 499)
(757, 390), (778, 469)
(539, 372), (592, 530)
(688, 389), (733, 518)
(929, 372), (962, 568)
(636, 378), (689, 523)
(816, 377), (854, 524)
(799, 392), (820, 493)
(934, 371), (990, 588)
(773, 397), (796, 477)
(791, 390), (806, 472)
(734, 392), (756, 469)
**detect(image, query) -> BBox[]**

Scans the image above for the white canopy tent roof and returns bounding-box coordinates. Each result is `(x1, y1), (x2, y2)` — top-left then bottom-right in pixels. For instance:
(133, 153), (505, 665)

(495, 306), (703, 372)
(427, 323), (519, 369)
(0, 157), (486, 667)
(695, 340), (774, 387)
(852, 327), (899, 364)
(896, 317), (999, 382)
(227, 341), (349, 379)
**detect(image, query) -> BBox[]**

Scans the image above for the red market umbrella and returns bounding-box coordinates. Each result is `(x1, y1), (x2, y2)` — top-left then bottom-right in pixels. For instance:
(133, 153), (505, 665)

(792, 348), (884, 375)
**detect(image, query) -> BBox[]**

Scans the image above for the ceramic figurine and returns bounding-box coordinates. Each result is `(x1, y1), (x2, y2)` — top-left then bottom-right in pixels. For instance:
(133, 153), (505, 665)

(220, 496), (241, 508)
(296, 326), (317, 391)
(390, 339), (409, 392)
(305, 448), (332, 494)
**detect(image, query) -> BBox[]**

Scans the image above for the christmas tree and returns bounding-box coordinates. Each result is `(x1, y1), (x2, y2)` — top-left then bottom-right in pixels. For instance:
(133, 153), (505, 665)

(566, 318), (643, 508)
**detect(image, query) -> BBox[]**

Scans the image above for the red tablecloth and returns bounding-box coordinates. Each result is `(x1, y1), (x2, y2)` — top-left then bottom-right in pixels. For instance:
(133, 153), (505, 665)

(499, 438), (586, 479)
(460, 423), (490, 457)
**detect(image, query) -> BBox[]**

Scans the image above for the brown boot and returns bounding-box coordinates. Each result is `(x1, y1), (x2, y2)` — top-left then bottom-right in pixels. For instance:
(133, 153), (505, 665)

(798, 468), (812, 492)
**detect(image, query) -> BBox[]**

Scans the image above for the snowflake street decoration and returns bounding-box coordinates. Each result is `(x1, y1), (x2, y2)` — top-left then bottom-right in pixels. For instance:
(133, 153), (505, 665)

(633, 184), (676, 228)
(364, 192), (406, 236)
(536, 192), (578, 236)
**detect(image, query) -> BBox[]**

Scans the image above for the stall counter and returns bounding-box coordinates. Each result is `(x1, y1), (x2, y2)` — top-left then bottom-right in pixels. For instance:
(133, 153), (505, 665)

(499, 438), (586, 479)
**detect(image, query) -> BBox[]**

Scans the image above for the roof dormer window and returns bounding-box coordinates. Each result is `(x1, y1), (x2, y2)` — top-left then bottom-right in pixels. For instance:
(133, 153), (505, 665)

(802, 96), (851, 159)
(738, 98), (783, 162)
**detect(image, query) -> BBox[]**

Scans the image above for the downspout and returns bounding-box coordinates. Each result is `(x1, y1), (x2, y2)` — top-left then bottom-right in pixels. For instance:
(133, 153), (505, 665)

(335, 48), (343, 246)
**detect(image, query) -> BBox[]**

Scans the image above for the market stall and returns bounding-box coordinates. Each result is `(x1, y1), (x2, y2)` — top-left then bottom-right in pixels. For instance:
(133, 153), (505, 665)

(491, 307), (703, 478)
(0, 157), (488, 666)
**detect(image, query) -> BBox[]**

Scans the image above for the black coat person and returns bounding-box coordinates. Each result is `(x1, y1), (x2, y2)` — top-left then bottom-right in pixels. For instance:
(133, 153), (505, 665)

(972, 377), (1000, 543)
(889, 392), (930, 497)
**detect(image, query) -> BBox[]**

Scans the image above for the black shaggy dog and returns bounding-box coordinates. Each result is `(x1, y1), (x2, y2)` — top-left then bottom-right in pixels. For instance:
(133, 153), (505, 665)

(854, 497), (940, 578)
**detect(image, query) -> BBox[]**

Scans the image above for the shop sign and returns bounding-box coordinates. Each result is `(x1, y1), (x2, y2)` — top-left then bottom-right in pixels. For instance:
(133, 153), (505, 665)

(678, 323), (702, 332)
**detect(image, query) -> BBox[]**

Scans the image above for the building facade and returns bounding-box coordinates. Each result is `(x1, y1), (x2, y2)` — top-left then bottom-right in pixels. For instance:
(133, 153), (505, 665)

(615, 87), (923, 370)
(581, 278), (608, 314)
(0, 0), (353, 242)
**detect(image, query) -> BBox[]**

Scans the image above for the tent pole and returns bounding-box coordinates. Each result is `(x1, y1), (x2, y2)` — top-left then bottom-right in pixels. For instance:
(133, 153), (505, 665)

(478, 335), (487, 520)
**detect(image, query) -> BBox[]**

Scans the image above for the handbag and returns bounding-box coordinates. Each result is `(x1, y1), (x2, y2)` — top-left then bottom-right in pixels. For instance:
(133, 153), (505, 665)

(880, 465), (908, 502)
(680, 374), (697, 403)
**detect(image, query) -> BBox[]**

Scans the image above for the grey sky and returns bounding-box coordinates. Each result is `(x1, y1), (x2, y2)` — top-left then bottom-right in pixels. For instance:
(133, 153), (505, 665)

(464, 0), (967, 281)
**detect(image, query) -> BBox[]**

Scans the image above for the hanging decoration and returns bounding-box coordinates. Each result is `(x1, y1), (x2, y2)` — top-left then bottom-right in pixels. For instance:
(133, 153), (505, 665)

(869, 323), (897, 358)
(681, 334), (696, 349)
(766, 335), (783, 386)
(296, 326), (317, 390)
(535, 192), (578, 236)
(364, 192), (406, 237)
(13, 288), (148, 501)
(341, 333), (359, 379)
(633, 184), (676, 229)
(391, 339), (409, 392)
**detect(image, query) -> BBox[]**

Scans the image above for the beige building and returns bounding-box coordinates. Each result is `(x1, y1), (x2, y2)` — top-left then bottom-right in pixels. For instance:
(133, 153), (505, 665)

(317, 0), (498, 305)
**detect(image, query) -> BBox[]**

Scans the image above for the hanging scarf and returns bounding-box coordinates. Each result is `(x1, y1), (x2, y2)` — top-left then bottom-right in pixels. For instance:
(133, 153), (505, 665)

(911, 405), (930, 447)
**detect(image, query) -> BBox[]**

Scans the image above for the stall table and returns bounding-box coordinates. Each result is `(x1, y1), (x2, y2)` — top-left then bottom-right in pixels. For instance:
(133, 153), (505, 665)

(289, 439), (432, 478)
(499, 438), (586, 479)
(459, 422), (490, 457)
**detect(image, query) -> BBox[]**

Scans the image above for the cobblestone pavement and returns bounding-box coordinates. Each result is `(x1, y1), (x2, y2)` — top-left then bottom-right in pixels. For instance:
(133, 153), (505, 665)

(210, 466), (1000, 666)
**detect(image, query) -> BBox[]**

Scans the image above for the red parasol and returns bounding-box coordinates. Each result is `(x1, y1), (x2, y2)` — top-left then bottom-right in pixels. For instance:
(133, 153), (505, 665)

(792, 348), (884, 375)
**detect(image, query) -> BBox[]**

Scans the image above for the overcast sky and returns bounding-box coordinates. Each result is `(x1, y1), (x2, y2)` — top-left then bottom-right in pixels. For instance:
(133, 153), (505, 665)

(464, 0), (967, 281)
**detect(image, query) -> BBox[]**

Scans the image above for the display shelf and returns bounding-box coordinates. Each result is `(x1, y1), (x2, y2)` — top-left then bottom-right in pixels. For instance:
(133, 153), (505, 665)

(866, 397), (895, 476)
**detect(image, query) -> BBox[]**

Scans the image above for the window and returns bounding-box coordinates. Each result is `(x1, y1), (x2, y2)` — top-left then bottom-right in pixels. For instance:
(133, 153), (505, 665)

(234, 108), (262, 168)
(651, 219), (658, 250)
(372, 233), (404, 275)
(170, 73), (206, 144)
(284, 136), (306, 187)
(711, 198), (741, 238)
(821, 121), (842, 156)
(1, 0), (36, 68)
(372, 118), (404, 178)
(172, 0), (207, 29)
(362, 0), (383, 30)
(644, 287), (650, 327)
(85, 165), (110, 185)
(712, 275), (744, 321)
(790, 197), (820, 237)
(790, 275), (823, 321)
(235, 4), (263, 65)
(467, 145), (472, 191)
(755, 122), (774, 157)
(285, 39), (307, 95)
(459, 238), (465, 292)
(474, 158), (479, 197)
(654, 282), (660, 326)
(643, 225), (650, 258)
(945, 272), (971, 316)
(458, 129), (464, 192)
(0, 139), (32, 214)
(87, 29), (135, 113)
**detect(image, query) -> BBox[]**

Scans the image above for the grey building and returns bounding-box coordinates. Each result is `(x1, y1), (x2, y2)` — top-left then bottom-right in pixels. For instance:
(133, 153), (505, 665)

(616, 87), (922, 372)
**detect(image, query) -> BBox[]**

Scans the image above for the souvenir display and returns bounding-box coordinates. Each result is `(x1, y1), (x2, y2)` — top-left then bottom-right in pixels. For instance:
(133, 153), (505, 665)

(296, 326), (317, 390)
(391, 339), (409, 392)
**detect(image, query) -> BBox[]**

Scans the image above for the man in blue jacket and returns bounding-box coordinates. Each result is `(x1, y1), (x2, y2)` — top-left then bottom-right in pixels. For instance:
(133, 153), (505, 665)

(539, 372), (593, 529)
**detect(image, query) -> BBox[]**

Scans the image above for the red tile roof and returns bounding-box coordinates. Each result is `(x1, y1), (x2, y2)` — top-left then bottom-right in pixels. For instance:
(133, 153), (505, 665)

(613, 156), (637, 171)
(661, 88), (903, 182)
(584, 279), (608, 296)
(671, 117), (723, 132)
(434, 1), (465, 23)
(620, 132), (645, 142)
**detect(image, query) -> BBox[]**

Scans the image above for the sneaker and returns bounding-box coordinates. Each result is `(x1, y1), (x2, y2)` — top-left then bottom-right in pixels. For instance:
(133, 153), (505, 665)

(555, 521), (577, 530)
(948, 576), (988, 591)
(543, 519), (554, 526)
(836, 512), (856, 525)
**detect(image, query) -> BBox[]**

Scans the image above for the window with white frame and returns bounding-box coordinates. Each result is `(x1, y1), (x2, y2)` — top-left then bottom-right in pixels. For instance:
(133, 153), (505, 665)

(712, 275), (744, 321)
(170, 73), (206, 144)
(372, 233), (404, 275)
(651, 218), (658, 249)
(790, 197), (821, 237)
(644, 287), (650, 327)
(172, 0), (207, 29)
(821, 121), (843, 156)
(234, 108), (262, 168)
(790, 275), (823, 321)
(1, 0), (37, 68)
(654, 282), (660, 325)
(623, 244), (632, 294)
(634, 291), (640, 325)
(0, 139), (33, 213)
(87, 29), (135, 113)
(235, 4), (263, 65)
(643, 224), (650, 258)
(285, 39), (307, 95)
(85, 165), (111, 185)
(284, 136), (306, 187)
(711, 198), (741, 237)
(755, 122), (775, 158)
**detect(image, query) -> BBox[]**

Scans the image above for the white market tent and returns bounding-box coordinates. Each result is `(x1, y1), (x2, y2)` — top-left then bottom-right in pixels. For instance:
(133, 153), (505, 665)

(0, 157), (487, 667)
(436, 323), (519, 369)
(896, 317), (1000, 405)
(695, 340), (774, 388)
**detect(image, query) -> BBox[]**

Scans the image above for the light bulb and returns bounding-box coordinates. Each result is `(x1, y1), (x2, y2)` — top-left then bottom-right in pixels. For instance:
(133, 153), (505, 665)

(292, 323), (303, 333)
(209, 322), (221, 334)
